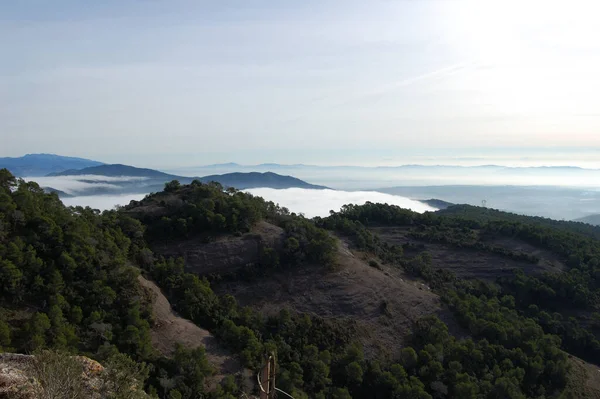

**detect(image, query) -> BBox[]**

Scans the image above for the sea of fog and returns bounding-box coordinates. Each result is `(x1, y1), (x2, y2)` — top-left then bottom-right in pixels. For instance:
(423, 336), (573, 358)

(54, 188), (436, 215)
(245, 188), (436, 217)
(52, 185), (600, 221)
(25, 172), (600, 221)
(26, 175), (149, 195)
(61, 194), (147, 210)
(168, 164), (600, 190)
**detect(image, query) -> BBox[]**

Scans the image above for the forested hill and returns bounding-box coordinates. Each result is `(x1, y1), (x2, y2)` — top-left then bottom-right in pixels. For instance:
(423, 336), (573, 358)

(47, 163), (179, 179)
(438, 204), (600, 239)
(3, 168), (600, 398)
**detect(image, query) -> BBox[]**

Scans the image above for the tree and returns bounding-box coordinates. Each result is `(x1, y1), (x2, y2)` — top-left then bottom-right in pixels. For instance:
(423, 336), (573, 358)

(26, 312), (51, 350)
(0, 319), (11, 349)
(346, 361), (363, 385)
(0, 259), (22, 297)
(400, 347), (419, 370)
(164, 180), (181, 192)
(331, 387), (352, 399)
(173, 345), (214, 395)
(100, 353), (150, 399)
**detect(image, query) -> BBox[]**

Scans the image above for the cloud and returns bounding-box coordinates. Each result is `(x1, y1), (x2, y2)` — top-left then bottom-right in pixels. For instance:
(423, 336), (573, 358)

(61, 193), (146, 211)
(245, 188), (436, 217)
(26, 175), (148, 195)
(55, 187), (436, 216)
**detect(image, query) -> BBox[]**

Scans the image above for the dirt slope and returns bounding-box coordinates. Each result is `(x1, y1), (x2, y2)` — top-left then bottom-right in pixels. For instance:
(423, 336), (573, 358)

(137, 276), (246, 385)
(371, 226), (564, 280)
(213, 239), (459, 360)
(152, 221), (284, 276)
(566, 355), (600, 398)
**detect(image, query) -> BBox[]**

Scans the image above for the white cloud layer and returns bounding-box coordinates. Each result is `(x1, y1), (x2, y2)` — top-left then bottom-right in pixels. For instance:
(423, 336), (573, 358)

(56, 188), (436, 216)
(245, 188), (436, 218)
(61, 194), (146, 210)
(26, 175), (147, 195)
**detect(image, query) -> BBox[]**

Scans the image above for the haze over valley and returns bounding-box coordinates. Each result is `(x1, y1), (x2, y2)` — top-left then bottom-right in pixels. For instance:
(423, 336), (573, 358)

(5, 154), (599, 221)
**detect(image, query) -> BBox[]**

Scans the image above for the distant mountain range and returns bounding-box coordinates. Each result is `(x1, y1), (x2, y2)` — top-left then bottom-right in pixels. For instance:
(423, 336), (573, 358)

(575, 214), (600, 226)
(34, 162), (327, 196)
(191, 162), (599, 171)
(0, 154), (103, 176)
(47, 164), (178, 179)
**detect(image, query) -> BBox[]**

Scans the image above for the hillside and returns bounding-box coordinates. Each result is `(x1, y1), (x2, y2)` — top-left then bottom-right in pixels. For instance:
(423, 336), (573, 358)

(4, 169), (600, 398)
(0, 153), (103, 177)
(577, 214), (600, 226)
(212, 239), (459, 360)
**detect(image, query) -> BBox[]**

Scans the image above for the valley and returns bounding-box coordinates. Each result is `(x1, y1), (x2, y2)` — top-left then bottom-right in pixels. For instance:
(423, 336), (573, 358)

(3, 169), (600, 398)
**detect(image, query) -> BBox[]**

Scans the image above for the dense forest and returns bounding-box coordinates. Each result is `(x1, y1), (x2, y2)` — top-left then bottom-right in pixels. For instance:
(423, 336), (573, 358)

(2, 169), (600, 398)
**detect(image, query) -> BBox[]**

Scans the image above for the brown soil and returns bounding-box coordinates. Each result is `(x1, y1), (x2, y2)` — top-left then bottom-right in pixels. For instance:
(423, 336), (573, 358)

(371, 226), (564, 280)
(213, 239), (460, 360)
(137, 276), (248, 387)
(565, 355), (600, 398)
(485, 236), (565, 273)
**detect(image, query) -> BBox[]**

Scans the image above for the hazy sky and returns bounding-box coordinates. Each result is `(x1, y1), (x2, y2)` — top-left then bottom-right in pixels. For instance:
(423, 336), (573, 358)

(2, 0), (600, 167)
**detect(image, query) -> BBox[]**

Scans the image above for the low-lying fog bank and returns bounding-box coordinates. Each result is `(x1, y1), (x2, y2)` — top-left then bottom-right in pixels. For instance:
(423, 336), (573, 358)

(245, 188), (436, 218)
(61, 194), (147, 210)
(57, 188), (435, 216)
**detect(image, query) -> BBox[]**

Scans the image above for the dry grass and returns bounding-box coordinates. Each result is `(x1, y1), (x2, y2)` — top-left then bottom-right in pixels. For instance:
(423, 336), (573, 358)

(562, 355), (600, 399)
(28, 351), (85, 399)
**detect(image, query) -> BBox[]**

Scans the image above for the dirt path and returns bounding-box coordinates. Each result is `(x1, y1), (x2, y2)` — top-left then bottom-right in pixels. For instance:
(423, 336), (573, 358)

(137, 275), (246, 384)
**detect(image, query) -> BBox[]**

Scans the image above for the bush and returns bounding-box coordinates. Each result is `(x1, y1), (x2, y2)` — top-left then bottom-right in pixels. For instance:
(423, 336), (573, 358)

(368, 259), (381, 270)
(29, 350), (85, 399)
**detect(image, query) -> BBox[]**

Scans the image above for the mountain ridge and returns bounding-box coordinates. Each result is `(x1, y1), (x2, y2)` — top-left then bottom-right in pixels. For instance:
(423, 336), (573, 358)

(195, 162), (596, 171)
(0, 153), (104, 176)
(43, 163), (327, 195)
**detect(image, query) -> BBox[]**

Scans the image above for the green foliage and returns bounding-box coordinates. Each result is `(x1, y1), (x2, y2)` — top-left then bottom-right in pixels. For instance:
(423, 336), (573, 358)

(0, 170), (154, 380)
(129, 181), (278, 242)
(2, 171), (598, 398)
(101, 352), (150, 399)
(29, 350), (85, 399)
(280, 217), (337, 266)
(171, 344), (214, 395)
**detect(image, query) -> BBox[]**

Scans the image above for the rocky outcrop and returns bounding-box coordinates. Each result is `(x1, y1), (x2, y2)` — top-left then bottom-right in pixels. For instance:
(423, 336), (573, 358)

(0, 353), (105, 399)
(154, 221), (284, 276)
(0, 354), (38, 399)
(0, 353), (147, 399)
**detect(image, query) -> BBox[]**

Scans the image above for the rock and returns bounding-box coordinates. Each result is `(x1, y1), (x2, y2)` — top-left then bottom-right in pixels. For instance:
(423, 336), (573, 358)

(0, 352), (146, 399)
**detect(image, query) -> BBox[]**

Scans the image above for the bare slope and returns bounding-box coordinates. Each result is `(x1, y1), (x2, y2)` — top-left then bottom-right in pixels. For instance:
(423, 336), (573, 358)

(152, 221), (284, 276)
(371, 226), (564, 280)
(137, 276), (245, 384)
(213, 239), (459, 360)
(566, 355), (600, 399)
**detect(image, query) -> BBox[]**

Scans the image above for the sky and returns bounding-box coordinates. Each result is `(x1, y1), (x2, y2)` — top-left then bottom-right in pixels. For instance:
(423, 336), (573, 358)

(2, 0), (600, 167)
